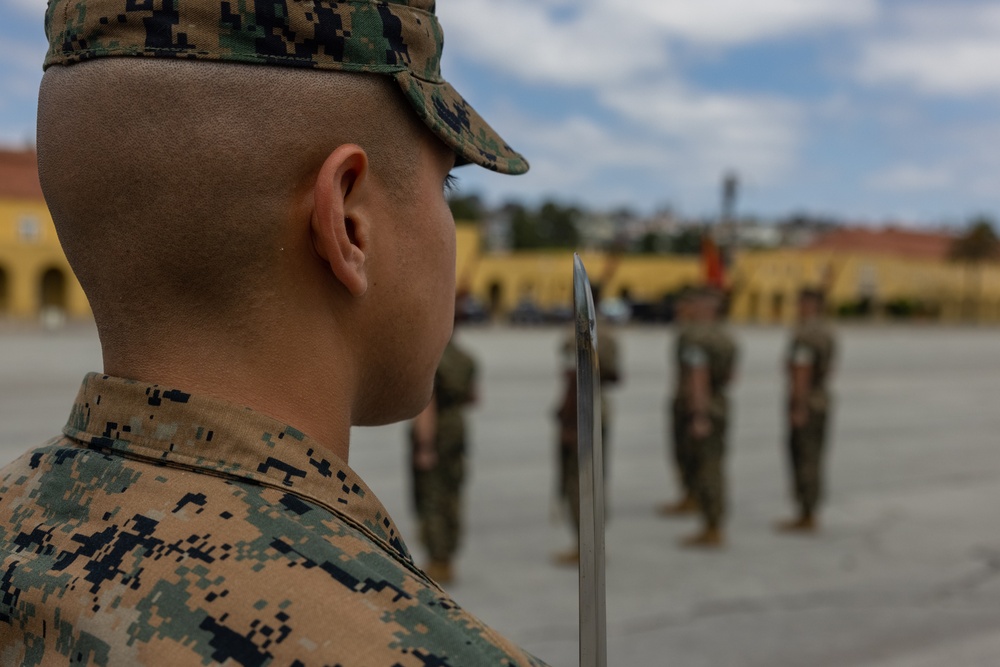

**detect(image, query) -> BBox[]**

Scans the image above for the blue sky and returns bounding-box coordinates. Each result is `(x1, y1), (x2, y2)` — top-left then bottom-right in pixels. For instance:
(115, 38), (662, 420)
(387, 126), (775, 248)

(2, 0), (999, 225)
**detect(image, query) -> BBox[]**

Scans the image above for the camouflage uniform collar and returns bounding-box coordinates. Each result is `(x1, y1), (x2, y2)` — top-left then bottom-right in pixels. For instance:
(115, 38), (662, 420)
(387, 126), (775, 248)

(63, 372), (413, 565)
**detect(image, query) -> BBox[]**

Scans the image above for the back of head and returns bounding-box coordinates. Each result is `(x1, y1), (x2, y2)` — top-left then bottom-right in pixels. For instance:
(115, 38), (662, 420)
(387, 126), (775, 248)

(38, 58), (422, 340)
(37, 0), (528, 428)
(690, 286), (725, 323)
(797, 287), (826, 320)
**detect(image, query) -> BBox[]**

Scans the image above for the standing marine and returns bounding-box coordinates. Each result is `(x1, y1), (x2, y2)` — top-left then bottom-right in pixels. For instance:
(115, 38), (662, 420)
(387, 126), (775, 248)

(678, 288), (738, 548)
(660, 287), (699, 516)
(0, 0), (550, 664)
(777, 288), (837, 533)
(554, 288), (621, 565)
(411, 335), (478, 584)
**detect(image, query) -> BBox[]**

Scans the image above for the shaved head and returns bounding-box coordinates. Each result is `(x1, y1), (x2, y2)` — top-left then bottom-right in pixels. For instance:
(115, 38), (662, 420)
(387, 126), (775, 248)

(38, 58), (425, 342)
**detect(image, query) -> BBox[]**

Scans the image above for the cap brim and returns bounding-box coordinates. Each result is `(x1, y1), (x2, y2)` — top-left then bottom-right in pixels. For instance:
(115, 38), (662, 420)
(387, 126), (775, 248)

(394, 71), (528, 176)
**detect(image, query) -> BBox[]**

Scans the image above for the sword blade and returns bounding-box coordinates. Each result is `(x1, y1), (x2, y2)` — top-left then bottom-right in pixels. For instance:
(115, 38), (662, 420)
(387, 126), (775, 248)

(573, 254), (607, 667)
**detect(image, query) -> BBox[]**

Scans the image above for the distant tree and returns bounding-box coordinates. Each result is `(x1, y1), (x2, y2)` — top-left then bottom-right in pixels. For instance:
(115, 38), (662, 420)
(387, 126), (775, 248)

(950, 216), (1000, 262)
(448, 194), (484, 223)
(666, 228), (703, 255)
(508, 203), (542, 249)
(638, 231), (660, 254)
(507, 200), (581, 250)
(537, 200), (580, 248)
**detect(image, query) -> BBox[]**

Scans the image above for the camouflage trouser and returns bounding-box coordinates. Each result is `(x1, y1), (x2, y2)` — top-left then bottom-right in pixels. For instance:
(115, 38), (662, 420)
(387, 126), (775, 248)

(412, 440), (465, 562)
(670, 398), (697, 496)
(560, 421), (609, 538)
(692, 415), (728, 530)
(788, 409), (828, 515)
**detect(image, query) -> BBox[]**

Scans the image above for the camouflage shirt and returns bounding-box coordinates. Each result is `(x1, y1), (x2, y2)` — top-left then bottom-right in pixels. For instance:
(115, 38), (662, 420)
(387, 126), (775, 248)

(0, 373), (548, 666)
(433, 340), (477, 450)
(787, 320), (837, 404)
(678, 323), (738, 416)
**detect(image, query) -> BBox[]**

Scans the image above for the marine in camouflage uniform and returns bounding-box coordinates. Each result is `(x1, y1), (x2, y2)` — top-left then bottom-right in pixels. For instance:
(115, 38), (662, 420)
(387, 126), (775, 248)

(778, 289), (837, 534)
(0, 374), (544, 666)
(678, 289), (738, 548)
(0, 0), (547, 664)
(554, 324), (620, 566)
(410, 338), (477, 584)
(660, 288), (699, 516)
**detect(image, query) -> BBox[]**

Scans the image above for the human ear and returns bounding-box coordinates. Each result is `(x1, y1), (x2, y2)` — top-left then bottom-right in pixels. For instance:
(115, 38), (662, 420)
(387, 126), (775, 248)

(311, 144), (371, 298)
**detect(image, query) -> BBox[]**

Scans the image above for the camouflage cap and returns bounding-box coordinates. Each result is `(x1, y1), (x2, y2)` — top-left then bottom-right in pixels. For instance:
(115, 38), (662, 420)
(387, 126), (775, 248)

(43, 0), (528, 175)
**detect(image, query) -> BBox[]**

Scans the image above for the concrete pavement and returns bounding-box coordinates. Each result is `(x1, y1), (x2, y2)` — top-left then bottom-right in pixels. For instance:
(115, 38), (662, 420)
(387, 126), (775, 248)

(2, 323), (999, 666)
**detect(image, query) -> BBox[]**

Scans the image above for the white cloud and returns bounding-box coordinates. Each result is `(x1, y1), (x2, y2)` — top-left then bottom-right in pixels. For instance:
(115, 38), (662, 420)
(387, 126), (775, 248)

(455, 112), (677, 203)
(859, 3), (1000, 95)
(439, 0), (669, 86)
(440, 0), (877, 88)
(629, 0), (876, 45)
(600, 81), (802, 184)
(868, 164), (956, 192)
(3, 0), (46, 20)
(451, 81), (803, 213)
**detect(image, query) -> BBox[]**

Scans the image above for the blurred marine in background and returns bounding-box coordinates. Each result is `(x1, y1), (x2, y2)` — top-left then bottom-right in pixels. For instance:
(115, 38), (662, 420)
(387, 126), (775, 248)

(554, 287), (621, 565)
(660, 287), (700, 516)
(778, 288), (837, 533)
(678, 288), (738, 548)
(411, 334), (478, 584)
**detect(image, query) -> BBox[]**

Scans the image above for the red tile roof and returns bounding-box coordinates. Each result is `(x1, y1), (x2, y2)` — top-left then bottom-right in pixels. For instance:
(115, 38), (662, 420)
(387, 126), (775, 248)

(808, 226), (956, 261)
(0, 148), (43, 201)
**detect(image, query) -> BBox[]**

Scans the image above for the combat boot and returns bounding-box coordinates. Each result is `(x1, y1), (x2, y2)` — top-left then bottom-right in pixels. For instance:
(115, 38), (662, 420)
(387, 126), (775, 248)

(425, 560), (454, 584)
(657, 495), (697, 517)
(552, 547), (580, 567)
(679, 527), (724, 549)
(776, 513), (817, 534)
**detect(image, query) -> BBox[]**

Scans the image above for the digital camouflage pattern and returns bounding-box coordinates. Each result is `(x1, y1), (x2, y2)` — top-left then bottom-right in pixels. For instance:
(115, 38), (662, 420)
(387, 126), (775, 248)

(669, 321), (697, 498)
(786, 320), (837, 515)
(680, 323), (738, 530)
(411, 340), (476, 563)
(0, 373), (548, 666)
(43, 0), (528, 176)
(555, 329), (620, 536)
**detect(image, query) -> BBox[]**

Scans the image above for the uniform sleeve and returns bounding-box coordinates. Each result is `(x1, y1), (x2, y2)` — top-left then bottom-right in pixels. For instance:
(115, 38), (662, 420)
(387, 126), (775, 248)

(680, 343), (708, 368)
(791, 342), (815, 366)
(598, 332), (621, 384)
(560, 334), (575, 372)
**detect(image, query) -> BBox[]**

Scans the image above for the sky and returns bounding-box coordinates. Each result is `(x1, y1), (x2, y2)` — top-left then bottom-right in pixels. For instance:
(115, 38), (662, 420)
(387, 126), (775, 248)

(2, 0), (999, 224)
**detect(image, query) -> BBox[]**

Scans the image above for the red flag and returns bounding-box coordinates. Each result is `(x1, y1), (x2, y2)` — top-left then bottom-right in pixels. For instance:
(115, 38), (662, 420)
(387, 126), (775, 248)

(702, 234), (725, 288)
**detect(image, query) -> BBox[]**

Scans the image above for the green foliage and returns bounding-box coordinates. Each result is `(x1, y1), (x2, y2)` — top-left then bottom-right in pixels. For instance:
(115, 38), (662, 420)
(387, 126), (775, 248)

(665, 228), (703, 255)
(509, 199), (581, 250)
(638, 231), (660, 254)
(950, 215), (1000, 263)
(448, 194), (484, 223)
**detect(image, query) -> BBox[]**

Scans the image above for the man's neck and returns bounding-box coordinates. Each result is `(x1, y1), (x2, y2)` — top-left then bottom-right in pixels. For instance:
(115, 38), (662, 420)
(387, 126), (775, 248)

(101, 328), (355, 464)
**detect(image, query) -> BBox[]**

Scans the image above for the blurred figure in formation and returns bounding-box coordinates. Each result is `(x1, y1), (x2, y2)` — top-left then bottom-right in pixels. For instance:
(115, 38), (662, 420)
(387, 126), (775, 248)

(553, 286), (621, 566)
(410, 327), (478, 584)
(659, 288), (699, 516)
(777, 288), (837, 533)
(678, 288), (738, 548)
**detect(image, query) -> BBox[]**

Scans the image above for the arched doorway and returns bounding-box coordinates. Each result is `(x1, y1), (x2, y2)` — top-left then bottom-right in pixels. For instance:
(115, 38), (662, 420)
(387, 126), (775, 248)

(0, 265), (8, 315)
(771, 292), (785, 322)
(487, 281), (503, 316)
(747, 291), (760, 322)
(40, 267), (68, 311)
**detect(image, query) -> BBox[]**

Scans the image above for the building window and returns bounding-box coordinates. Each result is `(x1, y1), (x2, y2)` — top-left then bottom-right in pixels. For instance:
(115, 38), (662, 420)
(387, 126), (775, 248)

(18, 216), (40, 244)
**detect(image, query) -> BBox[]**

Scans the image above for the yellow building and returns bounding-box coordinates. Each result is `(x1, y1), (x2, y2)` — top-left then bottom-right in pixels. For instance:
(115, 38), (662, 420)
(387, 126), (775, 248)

(457, 225), (1000, 324)
(456, 225), (700, 314)
(2, 148), (998, 325)
(0, 149), (89, 320)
